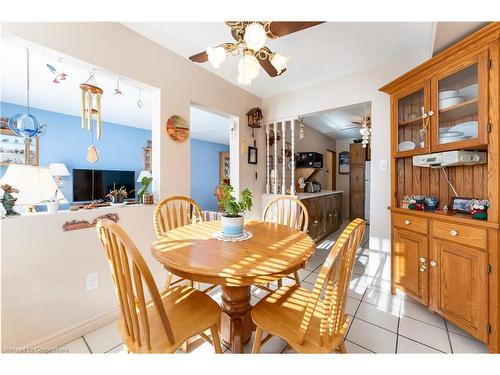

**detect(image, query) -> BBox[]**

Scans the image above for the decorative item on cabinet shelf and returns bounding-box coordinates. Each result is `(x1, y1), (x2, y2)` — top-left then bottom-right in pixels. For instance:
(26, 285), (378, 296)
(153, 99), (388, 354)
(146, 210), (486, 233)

(424, 196), (439, 211)
(136, 170), (152, 203)
(142, 192), (154, 205)
(217, 181), (253, 237)
(408, 195), (425, 211)
(471, 199), (489, 220)
(449, 196), (476, 214)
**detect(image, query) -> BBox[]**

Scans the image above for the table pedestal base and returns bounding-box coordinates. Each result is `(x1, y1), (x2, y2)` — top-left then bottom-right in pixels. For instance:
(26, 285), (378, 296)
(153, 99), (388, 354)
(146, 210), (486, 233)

(220, 285), (254, 353)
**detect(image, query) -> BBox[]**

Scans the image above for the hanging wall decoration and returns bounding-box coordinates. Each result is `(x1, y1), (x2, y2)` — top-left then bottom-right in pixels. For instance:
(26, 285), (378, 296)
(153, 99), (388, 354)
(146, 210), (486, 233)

(80, 71), (103, 140)
(46, 64), (68, 84)
(8, 48), (47, 139)
(166, 115), (190, 142)
(246, 107), (263, 138)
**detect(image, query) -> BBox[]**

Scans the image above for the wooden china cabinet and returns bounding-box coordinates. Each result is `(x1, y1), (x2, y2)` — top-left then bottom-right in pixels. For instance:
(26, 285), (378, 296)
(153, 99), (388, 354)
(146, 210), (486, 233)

(380, 23), (500, 352)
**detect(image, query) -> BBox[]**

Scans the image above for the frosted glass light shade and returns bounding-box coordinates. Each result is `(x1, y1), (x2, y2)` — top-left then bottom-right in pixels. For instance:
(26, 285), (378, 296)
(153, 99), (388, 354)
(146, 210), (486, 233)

(137, 170), (152, 183)
(270, 53), (289, 74)
(206, 46), (227, 68)
(237, 53), (260, 86)
(48, 163), (70, 177)
(244, 23), (267, 51)
(8, 113), (46, 138)
(0, 164), (67, 205)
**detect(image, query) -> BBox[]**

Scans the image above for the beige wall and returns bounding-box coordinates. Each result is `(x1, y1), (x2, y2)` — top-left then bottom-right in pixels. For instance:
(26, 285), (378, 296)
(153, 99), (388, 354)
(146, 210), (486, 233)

(294, 124), (337, 188)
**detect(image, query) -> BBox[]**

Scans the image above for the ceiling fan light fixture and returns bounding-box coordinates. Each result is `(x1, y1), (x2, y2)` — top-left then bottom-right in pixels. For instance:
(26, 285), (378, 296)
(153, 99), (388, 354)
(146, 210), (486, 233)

(270, 53), (289, 74)
(206, 46), (227, 68)
(237, 52), (260, 86)
(243, 23), (267, 51)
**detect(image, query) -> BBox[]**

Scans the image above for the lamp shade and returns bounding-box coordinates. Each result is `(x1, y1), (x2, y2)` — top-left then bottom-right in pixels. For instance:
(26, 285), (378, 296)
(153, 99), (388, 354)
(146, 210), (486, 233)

(48, 163), (70, 177)
(0, 164), (67, 205)
(137, 170), (152, 183)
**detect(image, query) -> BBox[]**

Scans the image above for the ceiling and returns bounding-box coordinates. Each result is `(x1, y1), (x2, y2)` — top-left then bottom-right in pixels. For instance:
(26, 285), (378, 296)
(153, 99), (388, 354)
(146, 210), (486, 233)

(123, 22), (435, 98)
(190, 105), (230, 145)
(433, 22), (489, 55)
(303, 101), (371, 140)
(0, 40), (153, 130)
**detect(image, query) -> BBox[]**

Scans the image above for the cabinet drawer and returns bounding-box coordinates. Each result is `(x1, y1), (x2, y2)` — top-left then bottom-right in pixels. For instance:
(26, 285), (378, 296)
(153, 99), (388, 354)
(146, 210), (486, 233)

(431, 220), (487, 250)
(393, 213), (428, 234)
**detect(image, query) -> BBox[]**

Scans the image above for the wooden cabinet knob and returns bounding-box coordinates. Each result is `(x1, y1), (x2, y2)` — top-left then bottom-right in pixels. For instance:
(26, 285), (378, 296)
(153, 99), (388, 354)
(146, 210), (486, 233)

(430, 261), (437, 267)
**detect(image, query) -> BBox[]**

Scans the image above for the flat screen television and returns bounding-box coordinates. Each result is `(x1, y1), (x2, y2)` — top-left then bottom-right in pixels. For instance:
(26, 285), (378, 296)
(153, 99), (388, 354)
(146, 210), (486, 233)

(72, 169), (136, 202)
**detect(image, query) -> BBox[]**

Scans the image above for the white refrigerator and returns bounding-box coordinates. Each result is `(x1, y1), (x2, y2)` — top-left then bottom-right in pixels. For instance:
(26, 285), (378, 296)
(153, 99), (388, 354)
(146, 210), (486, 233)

(364, 161), (370, 223)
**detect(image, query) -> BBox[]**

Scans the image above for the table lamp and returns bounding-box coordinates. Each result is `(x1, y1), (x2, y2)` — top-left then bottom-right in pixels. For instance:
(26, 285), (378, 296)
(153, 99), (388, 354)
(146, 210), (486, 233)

(0, 164), (68, 213)
(49, 163), (70, 187)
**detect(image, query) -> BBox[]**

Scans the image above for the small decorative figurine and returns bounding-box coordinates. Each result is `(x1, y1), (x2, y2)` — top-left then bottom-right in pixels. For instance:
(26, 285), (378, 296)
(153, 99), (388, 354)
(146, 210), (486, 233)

(408, 195), (425, 211)
(471, 199), (489, 220)
(0, 184), (20, 216)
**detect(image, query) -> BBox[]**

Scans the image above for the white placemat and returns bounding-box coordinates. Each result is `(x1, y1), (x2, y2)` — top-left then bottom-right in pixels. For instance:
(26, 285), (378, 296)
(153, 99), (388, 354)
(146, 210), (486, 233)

(212, 230), (253, 242)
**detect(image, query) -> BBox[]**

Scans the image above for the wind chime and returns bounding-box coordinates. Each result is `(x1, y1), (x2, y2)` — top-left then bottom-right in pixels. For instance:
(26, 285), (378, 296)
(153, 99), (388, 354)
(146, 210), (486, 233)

(80, 71), (103, 163)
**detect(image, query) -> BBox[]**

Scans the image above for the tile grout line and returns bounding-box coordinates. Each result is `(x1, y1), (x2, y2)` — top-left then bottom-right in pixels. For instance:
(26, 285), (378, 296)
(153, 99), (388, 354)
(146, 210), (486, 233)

(397, 334), (447, 354)
(81, 335), (93, 354)
(345, 339), (376, 354)
(345, 286), (368, 338)
(105, 342), (124, 353)
(395, 294), (402, 353)
(444, 319), (454, 353)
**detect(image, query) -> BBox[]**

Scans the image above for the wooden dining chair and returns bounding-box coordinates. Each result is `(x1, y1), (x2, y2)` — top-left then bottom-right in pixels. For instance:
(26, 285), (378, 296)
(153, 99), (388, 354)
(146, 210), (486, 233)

(96, 219), (223, 354)
(260, 195), (309, 290)
(251, 218), (366, 354)
(153, 196), (216, 293)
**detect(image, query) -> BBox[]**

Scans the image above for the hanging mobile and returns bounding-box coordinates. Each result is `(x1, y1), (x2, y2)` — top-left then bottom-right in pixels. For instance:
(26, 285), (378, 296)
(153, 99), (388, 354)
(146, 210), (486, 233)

(80, 69), (103, 140)
(8, 48), (47, 138)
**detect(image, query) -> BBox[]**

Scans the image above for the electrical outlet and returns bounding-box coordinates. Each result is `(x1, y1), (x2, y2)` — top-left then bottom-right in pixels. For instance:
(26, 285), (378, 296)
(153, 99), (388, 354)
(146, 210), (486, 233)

(86, 273), (98, 291)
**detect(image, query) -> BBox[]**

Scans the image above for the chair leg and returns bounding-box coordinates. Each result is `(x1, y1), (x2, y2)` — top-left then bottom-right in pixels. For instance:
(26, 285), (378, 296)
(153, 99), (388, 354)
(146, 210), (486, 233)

(277, 279), (283, 288)
(181, 341), (188, 352)
(164, 272), (173, 291)
(190, 280), (194, 287)
(251, 326), (264, 354)
(210, 324), (223, 354)
(294, 271), (301, 286)
(337, 340), (347, 353)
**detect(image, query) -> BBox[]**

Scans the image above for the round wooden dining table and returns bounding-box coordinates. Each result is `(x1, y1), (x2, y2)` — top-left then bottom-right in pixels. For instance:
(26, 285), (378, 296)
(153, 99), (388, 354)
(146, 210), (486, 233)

(151, 220), (316, 353)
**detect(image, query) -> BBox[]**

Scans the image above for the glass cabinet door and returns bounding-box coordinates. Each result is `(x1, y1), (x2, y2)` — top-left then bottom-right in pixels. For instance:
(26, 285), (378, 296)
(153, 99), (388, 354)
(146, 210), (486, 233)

(431, 50), (488, 151)
(393, 81), (431, 157)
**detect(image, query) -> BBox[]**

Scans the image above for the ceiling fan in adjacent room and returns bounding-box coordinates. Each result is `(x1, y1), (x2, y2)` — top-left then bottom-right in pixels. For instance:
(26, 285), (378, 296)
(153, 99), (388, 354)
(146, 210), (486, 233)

(189, 21), (324, 86)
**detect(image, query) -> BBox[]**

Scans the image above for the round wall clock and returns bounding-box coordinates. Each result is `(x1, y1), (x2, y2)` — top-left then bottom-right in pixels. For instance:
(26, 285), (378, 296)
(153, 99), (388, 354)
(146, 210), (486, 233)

(166, 115), (190, 143)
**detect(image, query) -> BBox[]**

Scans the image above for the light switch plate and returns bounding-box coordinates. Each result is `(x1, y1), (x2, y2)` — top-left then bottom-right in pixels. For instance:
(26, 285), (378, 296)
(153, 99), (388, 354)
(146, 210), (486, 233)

(86, 273), (98, 291)
(380, 159), (388, 171)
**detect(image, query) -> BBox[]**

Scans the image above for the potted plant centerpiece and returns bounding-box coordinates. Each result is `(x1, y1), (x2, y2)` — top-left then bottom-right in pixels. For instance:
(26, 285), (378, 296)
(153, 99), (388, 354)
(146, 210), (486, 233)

(106, 184), (131, 206)
(218, 181), (252, 236)
(137, 175), (153, 203)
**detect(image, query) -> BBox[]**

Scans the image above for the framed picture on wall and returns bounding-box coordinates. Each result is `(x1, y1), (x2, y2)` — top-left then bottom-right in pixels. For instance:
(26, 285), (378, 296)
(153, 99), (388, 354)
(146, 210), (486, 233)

(219, 151), (230, 182)
(248, 146), (257, 165)
(339, 151), (349, 175)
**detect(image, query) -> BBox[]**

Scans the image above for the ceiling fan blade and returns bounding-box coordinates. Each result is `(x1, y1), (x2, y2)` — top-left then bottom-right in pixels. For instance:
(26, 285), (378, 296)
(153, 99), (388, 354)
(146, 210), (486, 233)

(267, 22), (324, 38)
(189, 51), (209, 63)
(257, 49), (285, 77)
(340, 125), (361, 131)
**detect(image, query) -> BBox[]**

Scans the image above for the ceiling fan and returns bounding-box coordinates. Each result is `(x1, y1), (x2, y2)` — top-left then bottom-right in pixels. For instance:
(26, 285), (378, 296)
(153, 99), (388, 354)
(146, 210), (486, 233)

(189, 21), (324, 85)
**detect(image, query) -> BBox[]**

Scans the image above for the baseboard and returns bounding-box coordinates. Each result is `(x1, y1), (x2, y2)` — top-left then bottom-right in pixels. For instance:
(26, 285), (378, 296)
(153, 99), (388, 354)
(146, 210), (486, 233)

(23, 309), (120, 351)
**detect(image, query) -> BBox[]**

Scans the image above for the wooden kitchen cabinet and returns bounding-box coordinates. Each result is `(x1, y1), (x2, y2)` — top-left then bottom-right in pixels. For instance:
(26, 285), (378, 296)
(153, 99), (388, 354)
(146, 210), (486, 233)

(430, 239), (489, 342)
(381, 24), (500, 352)
(350, 192), (365, 221)
(392, 227), (429, 305)
(298, 193), (342, 242)
(349, 143), (366, 165)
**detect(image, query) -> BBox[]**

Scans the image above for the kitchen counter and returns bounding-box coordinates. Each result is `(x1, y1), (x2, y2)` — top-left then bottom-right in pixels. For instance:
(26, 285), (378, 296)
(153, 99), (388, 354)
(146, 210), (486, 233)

(296, 190), (343, 200)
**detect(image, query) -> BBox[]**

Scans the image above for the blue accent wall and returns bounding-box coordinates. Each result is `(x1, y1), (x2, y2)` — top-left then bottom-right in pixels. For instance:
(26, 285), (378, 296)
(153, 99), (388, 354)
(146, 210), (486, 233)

(1, 102), (151, 207)
(190, 138), (229, 211)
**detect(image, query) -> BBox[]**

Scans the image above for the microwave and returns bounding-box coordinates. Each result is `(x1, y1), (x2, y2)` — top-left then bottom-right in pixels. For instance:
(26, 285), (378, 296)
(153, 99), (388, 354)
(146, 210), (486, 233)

(296, 152), (323, 168)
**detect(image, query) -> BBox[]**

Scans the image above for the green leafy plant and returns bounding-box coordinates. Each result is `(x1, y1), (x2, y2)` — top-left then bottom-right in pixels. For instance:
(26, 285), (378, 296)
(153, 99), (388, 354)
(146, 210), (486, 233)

(218, 181), (252, 217)
(137, 176), (153, 201)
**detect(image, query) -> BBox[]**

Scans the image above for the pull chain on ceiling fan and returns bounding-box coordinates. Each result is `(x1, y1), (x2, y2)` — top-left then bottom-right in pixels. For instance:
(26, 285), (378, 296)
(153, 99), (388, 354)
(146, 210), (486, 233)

(189, 21), (324, 86)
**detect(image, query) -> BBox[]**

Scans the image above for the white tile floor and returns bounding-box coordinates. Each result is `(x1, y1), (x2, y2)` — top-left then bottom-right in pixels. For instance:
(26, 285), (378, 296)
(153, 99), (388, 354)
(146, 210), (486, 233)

(56, 222), (489, 354)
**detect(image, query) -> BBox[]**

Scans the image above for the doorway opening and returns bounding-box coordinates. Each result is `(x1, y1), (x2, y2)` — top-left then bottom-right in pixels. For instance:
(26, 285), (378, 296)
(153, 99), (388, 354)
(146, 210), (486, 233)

(326, 149), (336, 190)
(189, 104), (233, 212)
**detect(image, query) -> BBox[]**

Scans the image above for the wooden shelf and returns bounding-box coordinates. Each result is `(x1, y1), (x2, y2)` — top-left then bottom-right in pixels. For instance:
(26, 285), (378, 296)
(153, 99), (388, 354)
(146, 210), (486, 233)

(398, 116), (425, 127)
(439, 98), (478, 122)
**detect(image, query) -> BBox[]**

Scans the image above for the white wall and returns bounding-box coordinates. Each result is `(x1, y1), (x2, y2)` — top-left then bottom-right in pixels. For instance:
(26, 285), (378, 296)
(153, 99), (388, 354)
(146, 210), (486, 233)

(262, 56), (429, 254)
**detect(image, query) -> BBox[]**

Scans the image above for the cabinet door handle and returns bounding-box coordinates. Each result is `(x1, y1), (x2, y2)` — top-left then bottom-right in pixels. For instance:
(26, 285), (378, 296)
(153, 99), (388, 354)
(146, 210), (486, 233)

(404, 219), (410, 225)
(419, 267), (426, 273)
(419, 257), (427, 272)
(430, 261), (437, 267)
(450, 230), (458, 236)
